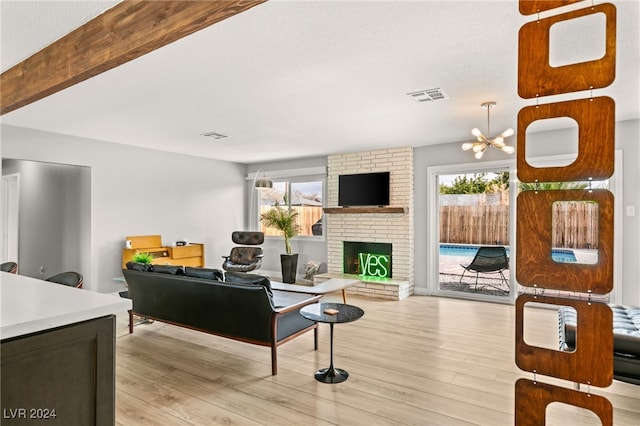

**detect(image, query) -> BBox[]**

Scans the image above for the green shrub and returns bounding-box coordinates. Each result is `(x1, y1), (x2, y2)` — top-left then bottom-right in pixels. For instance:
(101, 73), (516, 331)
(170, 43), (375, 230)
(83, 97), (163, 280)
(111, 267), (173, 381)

(260, 206), (299, 254)
(132, 252), (154, 264)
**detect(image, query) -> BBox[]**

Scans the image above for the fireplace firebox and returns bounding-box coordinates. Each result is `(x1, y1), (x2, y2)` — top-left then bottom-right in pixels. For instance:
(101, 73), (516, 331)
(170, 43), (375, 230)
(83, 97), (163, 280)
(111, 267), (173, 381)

(343, 241), (392, 278)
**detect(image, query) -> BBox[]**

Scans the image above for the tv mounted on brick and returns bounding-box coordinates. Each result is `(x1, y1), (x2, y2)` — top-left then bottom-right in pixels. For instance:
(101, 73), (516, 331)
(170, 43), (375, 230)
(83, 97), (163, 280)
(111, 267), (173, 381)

(338, 172), (390, 207)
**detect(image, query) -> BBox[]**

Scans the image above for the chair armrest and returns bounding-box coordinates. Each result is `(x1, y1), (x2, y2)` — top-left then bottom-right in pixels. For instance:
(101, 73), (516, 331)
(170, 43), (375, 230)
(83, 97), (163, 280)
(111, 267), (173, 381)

(275, 294), (322, 315)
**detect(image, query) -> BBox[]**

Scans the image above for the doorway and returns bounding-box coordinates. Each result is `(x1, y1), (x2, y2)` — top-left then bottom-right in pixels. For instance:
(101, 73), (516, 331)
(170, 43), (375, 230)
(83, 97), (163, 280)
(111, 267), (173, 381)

(427, 152), (623, 304)
(1, 159), (91, 281)
(436, 168), (513, 302)
(2, 173), (20, 264)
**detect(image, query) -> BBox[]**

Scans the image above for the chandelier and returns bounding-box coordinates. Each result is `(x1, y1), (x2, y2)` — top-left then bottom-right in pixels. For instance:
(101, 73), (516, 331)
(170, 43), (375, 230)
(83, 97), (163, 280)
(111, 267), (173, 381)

(462, 101), (515, 159)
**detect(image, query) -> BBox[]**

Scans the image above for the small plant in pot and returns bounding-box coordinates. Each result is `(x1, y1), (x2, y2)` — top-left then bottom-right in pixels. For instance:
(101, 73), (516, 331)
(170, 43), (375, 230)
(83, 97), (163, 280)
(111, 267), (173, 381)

(129, 252), (155, 271)
(132, 252), (154, 264)
(260, 206), (299, 283)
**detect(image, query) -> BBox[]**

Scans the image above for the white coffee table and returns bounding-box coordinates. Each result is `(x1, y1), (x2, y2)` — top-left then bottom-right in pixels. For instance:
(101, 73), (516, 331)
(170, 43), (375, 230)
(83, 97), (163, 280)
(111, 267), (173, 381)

(271, 277), (359, 303)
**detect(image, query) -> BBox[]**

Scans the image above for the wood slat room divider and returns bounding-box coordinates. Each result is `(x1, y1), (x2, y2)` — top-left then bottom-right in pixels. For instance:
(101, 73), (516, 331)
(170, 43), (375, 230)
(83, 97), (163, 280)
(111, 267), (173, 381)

(515, 1), (617, 423)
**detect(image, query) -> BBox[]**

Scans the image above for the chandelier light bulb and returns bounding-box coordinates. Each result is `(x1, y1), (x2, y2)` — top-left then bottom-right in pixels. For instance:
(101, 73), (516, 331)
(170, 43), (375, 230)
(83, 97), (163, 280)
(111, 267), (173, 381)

(471, 128), (482, 137)
(472, 143), (485, 153)
(502, 145), (515, 154)
(501, 128), (514, 138)
(461, 142), (474, 151)
(493, 136), (505, 147)
(474, 150), (484, 159)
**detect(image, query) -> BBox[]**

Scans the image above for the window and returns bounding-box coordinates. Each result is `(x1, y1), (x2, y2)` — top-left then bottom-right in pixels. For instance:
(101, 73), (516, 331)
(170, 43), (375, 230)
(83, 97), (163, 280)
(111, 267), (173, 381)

(255, 176), (324, 237)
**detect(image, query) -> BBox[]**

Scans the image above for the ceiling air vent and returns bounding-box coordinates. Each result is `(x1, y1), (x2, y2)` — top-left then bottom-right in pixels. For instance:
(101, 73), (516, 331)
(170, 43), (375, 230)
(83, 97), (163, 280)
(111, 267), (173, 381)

(407, 88), (449, 103)
(201, 131), (228, 140)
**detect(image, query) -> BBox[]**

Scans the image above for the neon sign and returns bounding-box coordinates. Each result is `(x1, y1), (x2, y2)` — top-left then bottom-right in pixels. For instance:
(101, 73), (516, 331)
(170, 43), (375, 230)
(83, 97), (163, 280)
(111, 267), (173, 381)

(358, 252), (390, 278)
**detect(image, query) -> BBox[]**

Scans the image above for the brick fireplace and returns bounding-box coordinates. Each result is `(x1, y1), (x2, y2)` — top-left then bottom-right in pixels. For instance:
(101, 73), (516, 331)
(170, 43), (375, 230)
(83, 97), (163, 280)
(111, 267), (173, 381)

(319, 147), (414, 300)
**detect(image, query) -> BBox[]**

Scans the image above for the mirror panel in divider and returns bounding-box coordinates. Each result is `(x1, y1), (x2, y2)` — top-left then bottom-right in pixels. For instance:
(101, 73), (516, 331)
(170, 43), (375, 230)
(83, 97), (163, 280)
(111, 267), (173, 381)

(515, 379), (613, 426)
(518, 2), (616, 98)
(516, 189), (613, 293)
(515, 294), (613, 386)
(517, 97), (615, 182)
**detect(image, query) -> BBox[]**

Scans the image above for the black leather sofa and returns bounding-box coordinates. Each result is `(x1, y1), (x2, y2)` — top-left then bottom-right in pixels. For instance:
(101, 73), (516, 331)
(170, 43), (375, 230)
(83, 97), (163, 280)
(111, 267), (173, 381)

(559, 304), (640, 385)
(122, 267), (321, 375)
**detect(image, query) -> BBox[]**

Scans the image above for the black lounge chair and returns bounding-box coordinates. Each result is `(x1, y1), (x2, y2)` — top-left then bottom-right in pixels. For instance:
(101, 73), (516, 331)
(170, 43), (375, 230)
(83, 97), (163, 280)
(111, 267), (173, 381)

(459, 246), (509, 292)
(222, 231), (264, 273)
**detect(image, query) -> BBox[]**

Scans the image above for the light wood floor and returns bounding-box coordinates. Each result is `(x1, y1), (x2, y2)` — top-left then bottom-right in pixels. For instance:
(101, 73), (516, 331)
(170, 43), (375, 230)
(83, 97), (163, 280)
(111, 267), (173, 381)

(114, 294), (640, 425)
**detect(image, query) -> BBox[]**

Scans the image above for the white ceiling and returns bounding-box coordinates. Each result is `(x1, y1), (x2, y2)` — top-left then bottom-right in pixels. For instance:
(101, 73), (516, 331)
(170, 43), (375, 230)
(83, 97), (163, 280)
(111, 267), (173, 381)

(1, 0), (639, 164)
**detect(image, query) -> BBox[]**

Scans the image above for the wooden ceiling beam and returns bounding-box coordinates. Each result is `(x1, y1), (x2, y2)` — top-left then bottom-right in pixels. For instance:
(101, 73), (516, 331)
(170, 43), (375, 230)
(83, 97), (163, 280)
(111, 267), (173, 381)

(0, 0), (267, 115)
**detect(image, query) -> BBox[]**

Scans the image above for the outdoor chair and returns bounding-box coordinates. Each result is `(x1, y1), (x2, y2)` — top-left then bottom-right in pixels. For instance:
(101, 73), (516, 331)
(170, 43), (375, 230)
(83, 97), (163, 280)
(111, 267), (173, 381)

(459, 246), (509, 292)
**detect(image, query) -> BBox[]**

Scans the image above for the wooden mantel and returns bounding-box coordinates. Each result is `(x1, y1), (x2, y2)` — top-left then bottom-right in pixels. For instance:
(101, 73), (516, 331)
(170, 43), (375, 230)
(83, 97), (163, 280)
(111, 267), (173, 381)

(323, 207), (408, 214)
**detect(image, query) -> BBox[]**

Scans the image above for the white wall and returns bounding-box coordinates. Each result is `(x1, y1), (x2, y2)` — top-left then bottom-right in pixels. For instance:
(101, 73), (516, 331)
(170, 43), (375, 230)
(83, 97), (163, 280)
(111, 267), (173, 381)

(414, 119), (640, 306)
(2, 159), (90, 280)
(1, 124), (246, 293)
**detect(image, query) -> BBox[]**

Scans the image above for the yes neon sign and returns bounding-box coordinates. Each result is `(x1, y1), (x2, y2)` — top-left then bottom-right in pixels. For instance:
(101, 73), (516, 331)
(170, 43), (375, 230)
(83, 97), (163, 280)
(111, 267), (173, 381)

(358, 252), (390, 278)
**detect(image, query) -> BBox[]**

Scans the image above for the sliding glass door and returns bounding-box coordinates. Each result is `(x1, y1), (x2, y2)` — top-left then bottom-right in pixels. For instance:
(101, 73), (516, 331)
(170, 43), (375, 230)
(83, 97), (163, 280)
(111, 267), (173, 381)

(435, 168), (513, 302)
(428, 152), (622, 304)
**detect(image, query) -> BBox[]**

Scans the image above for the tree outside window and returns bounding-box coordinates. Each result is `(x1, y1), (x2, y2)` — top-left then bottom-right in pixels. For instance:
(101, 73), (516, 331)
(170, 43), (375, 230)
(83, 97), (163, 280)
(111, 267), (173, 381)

(258, 179), (324, 237)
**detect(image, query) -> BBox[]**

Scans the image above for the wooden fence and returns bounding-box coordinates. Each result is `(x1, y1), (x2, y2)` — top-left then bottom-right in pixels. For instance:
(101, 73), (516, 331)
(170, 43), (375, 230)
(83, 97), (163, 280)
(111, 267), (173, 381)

(440, 205), (509, 245)
(260, 206), (323, 237)
(439, 202), (599, 248)
(551, 201), (599, 249)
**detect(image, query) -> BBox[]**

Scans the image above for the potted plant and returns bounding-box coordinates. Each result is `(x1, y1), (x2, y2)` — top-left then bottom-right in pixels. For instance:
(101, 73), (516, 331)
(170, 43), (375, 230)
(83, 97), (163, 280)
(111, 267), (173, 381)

(261, 206), (299, 283)
(132, 252), (154, 265)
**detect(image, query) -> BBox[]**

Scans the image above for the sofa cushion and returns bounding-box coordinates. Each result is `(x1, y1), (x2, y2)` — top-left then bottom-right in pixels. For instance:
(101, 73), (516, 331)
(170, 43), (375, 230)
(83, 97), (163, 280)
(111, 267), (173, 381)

(184, 267), (224, 281)
(126, 261), (150, 272)
(228, 247), (263, 265)
(150, 264), (184, 275)
(611, 305), (640, 358)
(224, 271), (273, 297)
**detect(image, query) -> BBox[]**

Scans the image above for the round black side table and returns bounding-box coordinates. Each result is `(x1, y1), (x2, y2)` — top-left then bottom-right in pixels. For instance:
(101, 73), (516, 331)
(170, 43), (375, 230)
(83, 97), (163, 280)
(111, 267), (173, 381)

(300, 302), (364, 383)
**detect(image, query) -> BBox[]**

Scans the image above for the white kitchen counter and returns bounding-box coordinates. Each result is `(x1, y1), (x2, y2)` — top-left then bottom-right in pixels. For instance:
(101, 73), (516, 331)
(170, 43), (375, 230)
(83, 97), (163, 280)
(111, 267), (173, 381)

(1, 272), (132, 340)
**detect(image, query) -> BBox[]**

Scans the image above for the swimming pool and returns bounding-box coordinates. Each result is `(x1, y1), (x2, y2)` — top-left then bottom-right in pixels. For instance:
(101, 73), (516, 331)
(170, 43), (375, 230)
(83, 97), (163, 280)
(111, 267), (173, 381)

(439, 244), (577, 263)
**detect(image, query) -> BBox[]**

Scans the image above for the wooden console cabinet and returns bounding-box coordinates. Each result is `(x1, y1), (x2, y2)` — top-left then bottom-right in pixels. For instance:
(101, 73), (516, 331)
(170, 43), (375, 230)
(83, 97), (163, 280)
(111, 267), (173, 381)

(121, 235), (204, 268)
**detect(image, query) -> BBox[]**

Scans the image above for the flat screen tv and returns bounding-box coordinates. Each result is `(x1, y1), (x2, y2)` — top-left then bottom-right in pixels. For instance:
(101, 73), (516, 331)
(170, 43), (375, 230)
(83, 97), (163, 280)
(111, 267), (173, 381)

(338, 172), (390, 207)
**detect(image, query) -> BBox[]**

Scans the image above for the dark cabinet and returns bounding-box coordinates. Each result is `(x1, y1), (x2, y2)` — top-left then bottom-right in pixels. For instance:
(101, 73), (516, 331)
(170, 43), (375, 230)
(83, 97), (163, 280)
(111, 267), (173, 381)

(1, 316), (116, 425)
